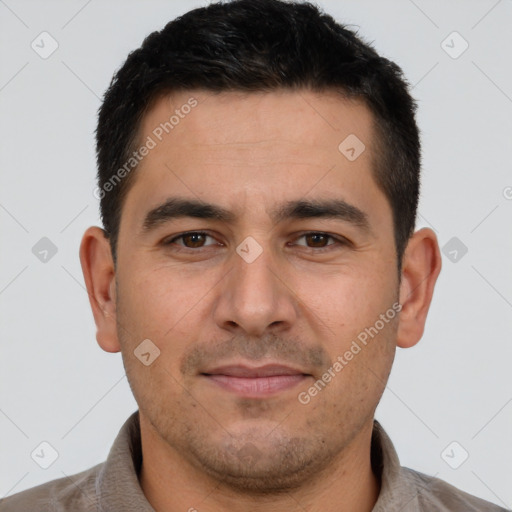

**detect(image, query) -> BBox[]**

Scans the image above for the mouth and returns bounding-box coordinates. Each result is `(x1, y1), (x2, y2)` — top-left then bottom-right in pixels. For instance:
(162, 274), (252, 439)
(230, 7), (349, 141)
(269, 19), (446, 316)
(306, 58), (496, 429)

(200, 364), (310, 398)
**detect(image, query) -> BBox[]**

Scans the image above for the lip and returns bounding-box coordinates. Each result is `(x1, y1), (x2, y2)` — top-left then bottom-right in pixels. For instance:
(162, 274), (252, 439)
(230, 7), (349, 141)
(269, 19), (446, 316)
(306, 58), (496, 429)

(201, 364), (310, 398)
(203, 364), (306, 378)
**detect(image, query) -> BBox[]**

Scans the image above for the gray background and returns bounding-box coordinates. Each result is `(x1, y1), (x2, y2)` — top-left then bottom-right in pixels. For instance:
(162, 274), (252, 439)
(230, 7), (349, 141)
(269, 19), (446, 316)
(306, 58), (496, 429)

(1, 0), (511, 507)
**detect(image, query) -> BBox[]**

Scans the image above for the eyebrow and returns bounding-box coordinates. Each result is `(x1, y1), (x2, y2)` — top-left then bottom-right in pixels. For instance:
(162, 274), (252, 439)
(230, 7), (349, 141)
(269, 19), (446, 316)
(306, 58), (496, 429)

(141, 197), (372, 234)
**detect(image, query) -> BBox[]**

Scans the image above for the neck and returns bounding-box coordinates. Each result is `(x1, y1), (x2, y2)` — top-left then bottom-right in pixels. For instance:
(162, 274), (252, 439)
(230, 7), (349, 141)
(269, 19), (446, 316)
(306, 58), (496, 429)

(139, 415), (380, 512)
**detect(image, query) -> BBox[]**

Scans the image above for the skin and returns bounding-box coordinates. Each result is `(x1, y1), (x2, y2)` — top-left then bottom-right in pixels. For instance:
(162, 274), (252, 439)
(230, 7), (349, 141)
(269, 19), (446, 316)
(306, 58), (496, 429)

(80, 89), (441, 512)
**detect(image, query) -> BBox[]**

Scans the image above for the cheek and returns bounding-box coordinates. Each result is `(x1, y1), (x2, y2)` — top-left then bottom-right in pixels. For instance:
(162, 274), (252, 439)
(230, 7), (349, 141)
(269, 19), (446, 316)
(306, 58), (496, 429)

(305, 264), (396, 336)
(115, 267), (197, 408)
(117, 262), (207, 339)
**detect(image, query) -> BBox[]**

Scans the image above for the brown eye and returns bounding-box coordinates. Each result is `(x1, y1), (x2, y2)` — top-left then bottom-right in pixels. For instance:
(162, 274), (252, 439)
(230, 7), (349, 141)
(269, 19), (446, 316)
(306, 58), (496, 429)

(304, 233), (331, 247)
(181, 233), (208, 248)
(294, 232), (341, 249)
(165, 231), (217, 249)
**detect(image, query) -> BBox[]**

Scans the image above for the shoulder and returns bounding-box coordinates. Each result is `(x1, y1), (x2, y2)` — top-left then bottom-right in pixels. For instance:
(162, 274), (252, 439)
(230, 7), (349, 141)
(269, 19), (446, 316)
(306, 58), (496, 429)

(0, 462), (103, 512)
(401, 466), (510, 511)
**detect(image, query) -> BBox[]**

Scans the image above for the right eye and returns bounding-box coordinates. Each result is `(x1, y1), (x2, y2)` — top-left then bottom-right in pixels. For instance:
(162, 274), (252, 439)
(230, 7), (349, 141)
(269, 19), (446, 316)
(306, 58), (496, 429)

(162, 231), (221, 250)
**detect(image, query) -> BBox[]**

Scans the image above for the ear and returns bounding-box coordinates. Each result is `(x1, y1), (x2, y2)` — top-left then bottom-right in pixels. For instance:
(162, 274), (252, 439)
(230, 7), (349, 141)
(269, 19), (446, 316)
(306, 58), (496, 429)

(79, 226), (121, 353)
(396, 227), (442, 349)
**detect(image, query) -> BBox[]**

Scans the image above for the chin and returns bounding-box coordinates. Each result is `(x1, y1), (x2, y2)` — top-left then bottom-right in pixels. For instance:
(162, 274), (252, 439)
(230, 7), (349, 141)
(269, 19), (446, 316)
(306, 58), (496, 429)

(183, 429), (338, 495)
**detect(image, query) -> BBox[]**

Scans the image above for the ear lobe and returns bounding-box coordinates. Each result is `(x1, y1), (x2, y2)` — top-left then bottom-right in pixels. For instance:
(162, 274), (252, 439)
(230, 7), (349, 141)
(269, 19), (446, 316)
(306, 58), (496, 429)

(79, 226), (121, 353)
(396, 228), (442, 349)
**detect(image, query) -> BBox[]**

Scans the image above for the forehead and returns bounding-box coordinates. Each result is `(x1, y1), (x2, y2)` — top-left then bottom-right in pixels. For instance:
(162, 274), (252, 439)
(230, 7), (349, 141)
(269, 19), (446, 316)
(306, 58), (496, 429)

(140, 89), (375, 155)
(120, 89), (391, 235)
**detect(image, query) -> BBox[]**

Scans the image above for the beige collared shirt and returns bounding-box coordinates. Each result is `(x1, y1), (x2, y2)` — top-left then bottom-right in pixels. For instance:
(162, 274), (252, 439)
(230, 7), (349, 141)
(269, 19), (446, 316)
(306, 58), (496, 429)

(1, 410), (508, 511)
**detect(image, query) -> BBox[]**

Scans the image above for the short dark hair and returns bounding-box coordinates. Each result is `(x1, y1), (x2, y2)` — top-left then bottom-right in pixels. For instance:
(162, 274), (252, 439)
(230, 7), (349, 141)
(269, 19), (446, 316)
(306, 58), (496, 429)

(96, 0), (420, 272)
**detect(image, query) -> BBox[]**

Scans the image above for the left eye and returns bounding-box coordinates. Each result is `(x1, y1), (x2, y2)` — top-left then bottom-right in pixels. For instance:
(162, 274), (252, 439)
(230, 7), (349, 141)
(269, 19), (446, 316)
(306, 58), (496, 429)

(292, 232), (339, 249)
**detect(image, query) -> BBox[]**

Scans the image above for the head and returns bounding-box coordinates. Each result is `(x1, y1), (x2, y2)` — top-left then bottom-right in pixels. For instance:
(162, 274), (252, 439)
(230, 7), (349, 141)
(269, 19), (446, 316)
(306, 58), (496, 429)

(81, 0), (441, 495)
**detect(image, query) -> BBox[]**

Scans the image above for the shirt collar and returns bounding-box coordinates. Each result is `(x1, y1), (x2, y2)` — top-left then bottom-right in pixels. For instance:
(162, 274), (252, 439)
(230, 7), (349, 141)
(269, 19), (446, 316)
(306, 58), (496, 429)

(97, 410), (154, 511)
(371, 419), (420, 510)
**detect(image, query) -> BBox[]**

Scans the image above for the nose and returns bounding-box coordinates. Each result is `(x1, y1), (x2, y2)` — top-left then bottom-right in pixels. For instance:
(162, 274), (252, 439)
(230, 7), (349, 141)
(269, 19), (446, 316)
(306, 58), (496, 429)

(212, 241), (298, 337)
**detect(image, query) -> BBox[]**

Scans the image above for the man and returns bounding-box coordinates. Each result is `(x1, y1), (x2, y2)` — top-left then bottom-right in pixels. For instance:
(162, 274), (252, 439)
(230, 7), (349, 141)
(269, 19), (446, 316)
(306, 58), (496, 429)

(1, 0), (507, 510)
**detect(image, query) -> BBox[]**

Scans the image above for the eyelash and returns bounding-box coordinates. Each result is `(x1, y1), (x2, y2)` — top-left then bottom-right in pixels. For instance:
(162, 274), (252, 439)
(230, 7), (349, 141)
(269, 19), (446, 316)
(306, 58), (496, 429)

(163, 231), (349, 253)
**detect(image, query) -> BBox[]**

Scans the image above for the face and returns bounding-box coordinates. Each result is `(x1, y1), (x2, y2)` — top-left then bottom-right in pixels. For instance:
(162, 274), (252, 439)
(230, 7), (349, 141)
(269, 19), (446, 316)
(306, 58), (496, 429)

(101, 90), (403, 491)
